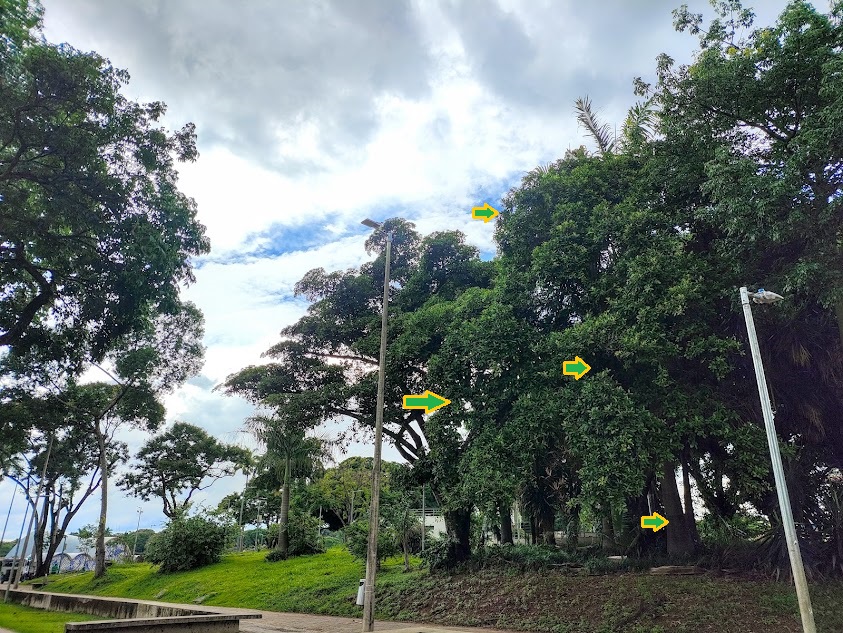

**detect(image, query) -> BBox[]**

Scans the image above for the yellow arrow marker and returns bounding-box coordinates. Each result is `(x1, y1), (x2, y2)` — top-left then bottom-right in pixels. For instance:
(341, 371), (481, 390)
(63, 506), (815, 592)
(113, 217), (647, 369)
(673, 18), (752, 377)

(641, 512), (669, 532)
(471, 203), (500, 223)
(402, 390), (451, 414)
(562, 356), (591, 380)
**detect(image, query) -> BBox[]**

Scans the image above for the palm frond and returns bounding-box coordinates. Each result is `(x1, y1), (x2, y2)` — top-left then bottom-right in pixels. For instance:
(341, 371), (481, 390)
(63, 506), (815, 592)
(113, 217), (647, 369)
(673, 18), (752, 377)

(574, 96), (615, 156)
(621, 97), (656, 149)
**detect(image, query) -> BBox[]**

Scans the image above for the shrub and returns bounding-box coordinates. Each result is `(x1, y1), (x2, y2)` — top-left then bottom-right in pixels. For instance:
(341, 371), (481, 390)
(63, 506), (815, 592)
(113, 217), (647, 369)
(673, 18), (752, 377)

(419, 536), (460, 572)
(343, 520), (398, 567)
(145, 514), (227, 573)
(264, 511), (325, 562)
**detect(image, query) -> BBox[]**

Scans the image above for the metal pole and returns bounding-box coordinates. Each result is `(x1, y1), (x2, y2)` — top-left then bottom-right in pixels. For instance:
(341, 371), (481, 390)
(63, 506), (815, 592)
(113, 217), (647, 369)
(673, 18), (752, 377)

(4, 495), (29, 598)
(0, 485), (18, 552)
(421, 486), (425, 553)
(362, 231), (392, 632)
(7, 435), (53, 596)
(131, 508), (142, 558)
(740, 287), (816, 633)
(237, 470), (251, 552)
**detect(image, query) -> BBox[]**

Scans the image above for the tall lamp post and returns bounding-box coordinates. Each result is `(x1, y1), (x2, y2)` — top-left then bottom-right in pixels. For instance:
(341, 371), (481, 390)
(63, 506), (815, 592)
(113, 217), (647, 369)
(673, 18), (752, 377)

(131, 508), (143, 559)
(740, 287), (816, 633)
(360, 218), (392, 632)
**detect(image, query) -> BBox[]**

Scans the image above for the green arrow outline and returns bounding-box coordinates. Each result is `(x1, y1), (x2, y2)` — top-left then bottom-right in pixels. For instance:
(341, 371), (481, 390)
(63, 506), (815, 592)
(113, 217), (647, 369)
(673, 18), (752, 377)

(640, 512), (669, 532)
(402, 390), (451, 414)
(471, 203), (500, 223)
(563, 356), (591, 380)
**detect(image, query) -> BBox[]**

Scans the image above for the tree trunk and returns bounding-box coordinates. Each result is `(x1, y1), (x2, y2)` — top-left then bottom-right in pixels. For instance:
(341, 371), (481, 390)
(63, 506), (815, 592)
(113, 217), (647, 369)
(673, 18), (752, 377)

(834, 300), (843, 356)
(565, 503), (580, 550)
(402, 508), (410, 572)
(681, 455), (700, 545)
(601, 509), (615, 553)
(278, 458), (291, 558)
(499, 502), (513, 545)
(94, 422), (108, 579)
(541, 512), (556, 545)
(660, 461), (695, 557)
(444, 508), (471, 563)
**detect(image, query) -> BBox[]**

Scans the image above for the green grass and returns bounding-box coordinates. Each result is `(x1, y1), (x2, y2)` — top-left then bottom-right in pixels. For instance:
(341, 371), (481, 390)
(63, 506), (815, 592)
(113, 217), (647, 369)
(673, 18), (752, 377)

(43, 546), (419, 617)
(37, 547), (843, 632)
(0, 602), (101, 633)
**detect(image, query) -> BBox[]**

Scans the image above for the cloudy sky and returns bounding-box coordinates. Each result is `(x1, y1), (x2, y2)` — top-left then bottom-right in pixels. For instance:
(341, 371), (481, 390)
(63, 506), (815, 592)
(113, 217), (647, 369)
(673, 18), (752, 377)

(2, 0), (796, 540)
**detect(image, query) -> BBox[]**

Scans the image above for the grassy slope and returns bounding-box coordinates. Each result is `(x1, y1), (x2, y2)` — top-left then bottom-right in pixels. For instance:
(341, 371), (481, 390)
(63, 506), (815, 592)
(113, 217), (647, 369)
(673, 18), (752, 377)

(41, 547), (843, 633)
(0, 603), (101, 633)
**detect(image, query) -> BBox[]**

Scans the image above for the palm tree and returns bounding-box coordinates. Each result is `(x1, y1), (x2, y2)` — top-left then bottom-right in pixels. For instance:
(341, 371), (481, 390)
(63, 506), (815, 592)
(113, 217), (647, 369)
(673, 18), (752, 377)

(246, 413), (333, 558)
(574, 95), (655, 156)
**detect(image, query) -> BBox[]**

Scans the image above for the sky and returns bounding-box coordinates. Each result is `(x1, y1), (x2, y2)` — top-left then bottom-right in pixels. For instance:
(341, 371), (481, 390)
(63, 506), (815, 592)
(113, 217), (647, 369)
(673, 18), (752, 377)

(1, 0), (798, 542)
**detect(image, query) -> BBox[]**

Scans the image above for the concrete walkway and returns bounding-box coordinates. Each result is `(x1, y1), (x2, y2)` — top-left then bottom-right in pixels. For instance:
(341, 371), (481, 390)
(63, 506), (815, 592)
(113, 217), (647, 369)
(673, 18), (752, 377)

(5, 584), (517, 633)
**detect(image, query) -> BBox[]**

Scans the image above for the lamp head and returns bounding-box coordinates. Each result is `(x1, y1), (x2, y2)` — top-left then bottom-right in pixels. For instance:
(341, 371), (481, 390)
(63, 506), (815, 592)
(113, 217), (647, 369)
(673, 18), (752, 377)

(751, 288), (785, 304)
(361, 218), (381, 229)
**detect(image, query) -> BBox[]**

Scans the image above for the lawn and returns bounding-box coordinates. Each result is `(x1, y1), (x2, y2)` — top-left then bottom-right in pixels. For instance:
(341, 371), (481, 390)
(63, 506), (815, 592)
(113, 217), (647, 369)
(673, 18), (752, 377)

(43, 546), (414, 616)
(39, 546), (843, 632)
(0, 602), (101, 633)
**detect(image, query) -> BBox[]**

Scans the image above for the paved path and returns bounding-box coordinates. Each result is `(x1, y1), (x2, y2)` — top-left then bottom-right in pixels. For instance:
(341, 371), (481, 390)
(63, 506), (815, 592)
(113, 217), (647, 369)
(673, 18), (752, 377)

(5, 584), (517, 633)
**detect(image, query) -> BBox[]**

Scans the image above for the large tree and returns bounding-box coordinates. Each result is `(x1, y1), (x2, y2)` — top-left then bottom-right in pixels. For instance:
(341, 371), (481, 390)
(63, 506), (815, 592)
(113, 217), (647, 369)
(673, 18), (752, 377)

(0, 6), (209, 366)
(222, 223), (495, 562)
(118, 422), (251, 519)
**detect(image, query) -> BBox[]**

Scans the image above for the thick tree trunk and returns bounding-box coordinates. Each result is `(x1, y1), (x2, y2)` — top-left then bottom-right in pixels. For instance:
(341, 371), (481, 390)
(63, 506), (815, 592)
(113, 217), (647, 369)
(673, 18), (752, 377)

(499, 502), (513, 545)
(444, 508), (471, 563)
(661, 461), (695, 557)
(541, 513), (556, 545)
(681, 455), (700, 545)
(278, 458), (291, 558)
(94, 423), (108, 579)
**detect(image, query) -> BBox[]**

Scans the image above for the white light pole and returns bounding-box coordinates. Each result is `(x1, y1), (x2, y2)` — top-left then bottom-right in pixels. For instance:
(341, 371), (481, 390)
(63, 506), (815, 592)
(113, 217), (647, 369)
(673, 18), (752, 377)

(360, 218), (392, 632)
(131, 508), (143, 559)
(739, 287), (816, 633)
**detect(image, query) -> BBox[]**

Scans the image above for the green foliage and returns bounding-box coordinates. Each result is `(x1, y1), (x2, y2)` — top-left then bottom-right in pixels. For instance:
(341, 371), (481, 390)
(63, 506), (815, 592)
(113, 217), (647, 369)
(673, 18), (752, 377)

(265, 511), (324, 560)
(418, 536), (459, 572)
(343, 520), (398, 566)
(0, 32), (209, 367)
(0, 0), (42, 53)
(698, 511), (770, 546)
(144, 514), (227, 573)
(118, 422), (251, 518)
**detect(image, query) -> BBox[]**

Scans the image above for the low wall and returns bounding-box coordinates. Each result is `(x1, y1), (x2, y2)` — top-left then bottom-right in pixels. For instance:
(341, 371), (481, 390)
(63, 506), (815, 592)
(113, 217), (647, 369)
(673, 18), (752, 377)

(65, 615), (242, 632)
(5, 589), (260, 633)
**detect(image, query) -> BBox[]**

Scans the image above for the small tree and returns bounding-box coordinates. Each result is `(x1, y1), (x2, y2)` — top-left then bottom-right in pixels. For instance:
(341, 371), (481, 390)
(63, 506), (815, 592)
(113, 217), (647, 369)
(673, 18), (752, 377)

(144, 513), (227, 573)
(118, 422), (251, 518)
(245, 413), (332, 559)
(344, 520), (398, 570)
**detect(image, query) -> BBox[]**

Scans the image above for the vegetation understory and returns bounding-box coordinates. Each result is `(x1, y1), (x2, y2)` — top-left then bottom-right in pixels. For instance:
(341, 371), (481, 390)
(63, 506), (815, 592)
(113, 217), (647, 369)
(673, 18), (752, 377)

(38, 547), (843, 633)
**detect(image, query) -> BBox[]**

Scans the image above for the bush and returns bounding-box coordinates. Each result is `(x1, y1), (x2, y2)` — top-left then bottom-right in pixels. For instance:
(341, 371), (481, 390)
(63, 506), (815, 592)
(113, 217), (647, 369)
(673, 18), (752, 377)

(145, 514), (227, 573)
(264, 511), (325, 561)
(343, 520), (398, 567)
(419, 536), (460, 572)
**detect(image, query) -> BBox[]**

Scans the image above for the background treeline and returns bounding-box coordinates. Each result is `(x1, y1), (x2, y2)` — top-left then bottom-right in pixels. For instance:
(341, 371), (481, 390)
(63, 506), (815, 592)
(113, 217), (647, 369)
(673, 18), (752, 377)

(221, 0), (843, 578)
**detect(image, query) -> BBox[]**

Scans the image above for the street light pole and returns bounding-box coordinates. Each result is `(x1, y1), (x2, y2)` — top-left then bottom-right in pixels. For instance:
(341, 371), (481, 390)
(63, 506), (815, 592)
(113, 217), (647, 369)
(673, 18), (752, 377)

(739, 287), (816, 633)
(361, 219), (392, 632)
(131, 508), (142, 559)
